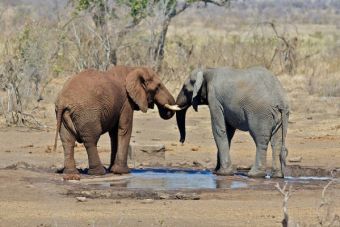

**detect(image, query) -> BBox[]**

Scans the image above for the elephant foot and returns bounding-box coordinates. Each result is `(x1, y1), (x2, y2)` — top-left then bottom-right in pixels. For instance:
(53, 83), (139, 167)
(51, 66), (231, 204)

(88, 165), (106, 175)
(63, 174), (81, 181)
(63, 167), (79, 174)
(110, 165), (130, 174)
(247, 167), (266, 178)
(214, 166), (234, 176)
(271, 169), (284, 178)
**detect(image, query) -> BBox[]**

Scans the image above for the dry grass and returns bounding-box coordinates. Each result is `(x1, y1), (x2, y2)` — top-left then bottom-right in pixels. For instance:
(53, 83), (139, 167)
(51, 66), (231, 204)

(0, 1), (340, 125)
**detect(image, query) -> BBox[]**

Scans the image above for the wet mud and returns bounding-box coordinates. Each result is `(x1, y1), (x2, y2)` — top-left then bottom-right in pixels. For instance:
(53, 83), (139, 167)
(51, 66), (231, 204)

(3, 161), (339, 202)
(62, 166), (340, 200)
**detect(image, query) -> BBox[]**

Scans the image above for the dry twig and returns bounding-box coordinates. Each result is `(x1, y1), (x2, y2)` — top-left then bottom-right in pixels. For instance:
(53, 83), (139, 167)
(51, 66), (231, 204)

(318, 179), (340, 227)
(275, 182), (294, 227)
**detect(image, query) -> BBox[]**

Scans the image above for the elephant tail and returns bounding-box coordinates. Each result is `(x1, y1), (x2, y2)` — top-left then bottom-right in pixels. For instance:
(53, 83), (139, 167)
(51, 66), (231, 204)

(53, 107), (64, 152)
(279, 108), (289, 177)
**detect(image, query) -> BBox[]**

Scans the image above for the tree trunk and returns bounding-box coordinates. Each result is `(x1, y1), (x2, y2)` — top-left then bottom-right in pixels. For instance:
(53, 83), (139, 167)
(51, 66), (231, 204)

(151, 17), (171, 72)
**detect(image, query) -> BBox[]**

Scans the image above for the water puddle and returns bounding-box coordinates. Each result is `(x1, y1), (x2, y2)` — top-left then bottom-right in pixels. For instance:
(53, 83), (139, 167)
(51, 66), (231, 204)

(85, 168), (230, 190)
(74, 167), (337, 191)
(128, 168), (217, 189)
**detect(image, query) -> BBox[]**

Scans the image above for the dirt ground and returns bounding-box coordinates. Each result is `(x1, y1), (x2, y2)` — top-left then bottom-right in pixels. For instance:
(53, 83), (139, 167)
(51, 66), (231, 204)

(1, 74), (340, 227)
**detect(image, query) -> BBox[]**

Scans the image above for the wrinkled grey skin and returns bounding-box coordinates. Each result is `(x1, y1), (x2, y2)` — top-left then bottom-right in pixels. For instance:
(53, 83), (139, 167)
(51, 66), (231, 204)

(176, 66), (289, 178)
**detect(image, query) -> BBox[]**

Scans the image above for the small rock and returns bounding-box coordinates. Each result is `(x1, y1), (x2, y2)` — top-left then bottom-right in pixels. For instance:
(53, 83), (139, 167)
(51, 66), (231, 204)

(306, 116), (313, 120)
(138, 144), (165, 154)
(178, 161), (189, 166)
(193, 160), (203, 167)
(170, 143), (177, 146)
(76, 197), (87, 202)
(116, 200), (121, 204)
(141, 199), (154, 204)
(288, 156), (303, 163)
(204, 158), (211, 163)
(136, 130), (141, 133)
(22, 144), (34, 148)
(191, 146), (199, 151)
(158, 193), (170, 200)
(175, 192), (200, 200)
(80, 191), (92, 197)
(5, 150), (11, 153)
(45, 146), (53, 153)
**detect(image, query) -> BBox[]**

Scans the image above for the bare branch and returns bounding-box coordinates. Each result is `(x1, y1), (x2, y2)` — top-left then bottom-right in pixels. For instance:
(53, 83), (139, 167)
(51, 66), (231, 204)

(318, 179), (340, 226)
(203, 0), (230, 7)
(275, 183), (293, 227)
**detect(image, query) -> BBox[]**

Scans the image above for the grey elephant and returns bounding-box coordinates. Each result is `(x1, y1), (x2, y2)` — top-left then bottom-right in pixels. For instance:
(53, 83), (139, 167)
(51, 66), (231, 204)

(175, 66), (289, 178)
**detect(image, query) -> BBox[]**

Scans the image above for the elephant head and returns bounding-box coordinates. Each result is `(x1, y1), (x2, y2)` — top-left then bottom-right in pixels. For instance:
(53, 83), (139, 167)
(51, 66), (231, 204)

(175, 69), (208, 143)
(126, 67), (177, 119)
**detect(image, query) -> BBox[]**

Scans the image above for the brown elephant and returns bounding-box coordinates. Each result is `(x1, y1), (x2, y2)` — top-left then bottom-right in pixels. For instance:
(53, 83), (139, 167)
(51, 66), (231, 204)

(53, 66), (180, 175)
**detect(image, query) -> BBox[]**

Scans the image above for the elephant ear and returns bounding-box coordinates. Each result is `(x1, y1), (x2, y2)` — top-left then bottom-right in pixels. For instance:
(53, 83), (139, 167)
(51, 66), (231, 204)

(192, 71), (204, 112)
(126, 69), (149, 113)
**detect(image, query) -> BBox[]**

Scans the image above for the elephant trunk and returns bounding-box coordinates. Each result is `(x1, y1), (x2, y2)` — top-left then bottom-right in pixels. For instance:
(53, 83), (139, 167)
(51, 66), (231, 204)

(176, 107), (188, 143)
(175, 89), (191, 143)
(157, 103), (175, 120)
(155, 85), (176, 120)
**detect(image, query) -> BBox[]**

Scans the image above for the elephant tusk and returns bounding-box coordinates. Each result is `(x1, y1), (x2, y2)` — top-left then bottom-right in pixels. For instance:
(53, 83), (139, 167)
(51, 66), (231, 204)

(164, 104), (181, 111)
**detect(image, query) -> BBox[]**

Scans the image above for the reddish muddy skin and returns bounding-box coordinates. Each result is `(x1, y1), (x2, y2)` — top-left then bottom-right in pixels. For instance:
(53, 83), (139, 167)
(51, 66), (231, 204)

(54, 66), (176, 175)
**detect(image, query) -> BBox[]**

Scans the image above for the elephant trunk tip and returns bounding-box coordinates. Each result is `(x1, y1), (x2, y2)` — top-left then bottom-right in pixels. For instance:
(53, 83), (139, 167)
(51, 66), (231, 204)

(179, 137), (185, 144)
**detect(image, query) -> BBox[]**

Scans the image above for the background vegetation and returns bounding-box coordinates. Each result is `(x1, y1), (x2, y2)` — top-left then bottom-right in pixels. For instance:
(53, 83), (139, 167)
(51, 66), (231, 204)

(0, 0), (340, 127)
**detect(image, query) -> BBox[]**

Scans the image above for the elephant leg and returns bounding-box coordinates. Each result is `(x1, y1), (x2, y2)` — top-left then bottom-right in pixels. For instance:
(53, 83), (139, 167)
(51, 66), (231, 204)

(270, 124), (284, 178)
(60, 123), (78, 174)
(248, 127), (271, 178)
(215, 125), (235, 172)
(209, 103), (233, 176)
(111, 103), (133, 174)
(84, 138), (106, 175)
(108, 125), (118, 170)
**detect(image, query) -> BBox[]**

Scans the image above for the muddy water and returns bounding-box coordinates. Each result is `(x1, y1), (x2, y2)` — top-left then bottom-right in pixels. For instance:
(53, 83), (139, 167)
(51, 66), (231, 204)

(79, 167), (335, 191)
(129, 169), (217, 189)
